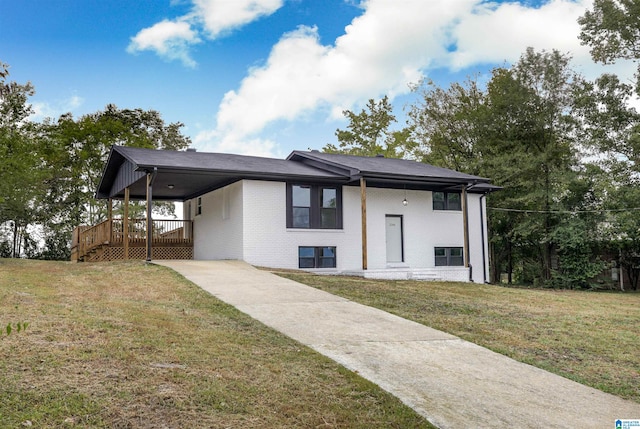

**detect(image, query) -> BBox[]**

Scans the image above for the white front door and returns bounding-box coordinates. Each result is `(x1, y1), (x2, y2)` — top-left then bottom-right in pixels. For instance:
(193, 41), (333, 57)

(385, 215), (403, 263)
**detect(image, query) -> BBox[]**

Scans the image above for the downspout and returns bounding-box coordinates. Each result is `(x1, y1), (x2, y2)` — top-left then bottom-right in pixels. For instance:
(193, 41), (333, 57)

(462, 182), (476, 282)
(146, 167), (158, 262)
(479, 194), (487, 284)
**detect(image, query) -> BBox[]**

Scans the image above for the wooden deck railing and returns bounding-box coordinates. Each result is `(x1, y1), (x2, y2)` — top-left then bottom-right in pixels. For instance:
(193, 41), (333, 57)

(110, 219), (193, 244)
(74, 219), (193, 261)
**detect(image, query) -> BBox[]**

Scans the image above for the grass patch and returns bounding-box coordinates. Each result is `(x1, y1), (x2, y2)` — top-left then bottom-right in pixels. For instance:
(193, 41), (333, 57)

(276, 272), (640, 403)
(0, 259), (433, 428)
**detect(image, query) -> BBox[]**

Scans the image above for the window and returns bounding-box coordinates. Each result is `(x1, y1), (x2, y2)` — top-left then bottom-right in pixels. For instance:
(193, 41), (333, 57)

(435, 247), (464, 266)
(292, 185), (311, 228)
(299, 246), (337, 268)
(433, 191), (461, 211)
(287, 184), (342, 229)
(321, 188), (337, 228)
(196, 197), (202, 215)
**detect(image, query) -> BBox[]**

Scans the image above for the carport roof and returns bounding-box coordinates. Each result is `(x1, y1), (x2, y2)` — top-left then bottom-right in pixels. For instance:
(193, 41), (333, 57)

(96, 146), (497, 201)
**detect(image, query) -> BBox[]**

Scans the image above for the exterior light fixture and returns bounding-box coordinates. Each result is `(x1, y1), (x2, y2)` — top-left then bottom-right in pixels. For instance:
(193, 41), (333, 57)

(402, 187), (408, 206)
(167, 184), (175, 189)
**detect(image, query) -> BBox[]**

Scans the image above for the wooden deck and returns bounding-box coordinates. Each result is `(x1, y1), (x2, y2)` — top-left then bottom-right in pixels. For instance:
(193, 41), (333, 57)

(72, 219), (194, 262)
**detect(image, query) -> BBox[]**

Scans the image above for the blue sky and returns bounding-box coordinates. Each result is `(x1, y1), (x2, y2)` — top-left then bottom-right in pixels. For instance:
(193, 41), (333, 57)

(1, 0), (633, 158)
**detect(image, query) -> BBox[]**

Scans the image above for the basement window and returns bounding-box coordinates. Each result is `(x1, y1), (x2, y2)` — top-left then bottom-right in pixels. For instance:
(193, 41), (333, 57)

(299, 246), (337, 268)
(435, 247), (464, 266)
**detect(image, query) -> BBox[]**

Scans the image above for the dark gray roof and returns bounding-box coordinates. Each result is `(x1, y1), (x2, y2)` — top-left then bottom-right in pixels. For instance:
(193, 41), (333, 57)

(287, 151), (489, 183)
(96, 146), (497, 201)
(96, 146), (345, 200)
(116, 146), (338, 177)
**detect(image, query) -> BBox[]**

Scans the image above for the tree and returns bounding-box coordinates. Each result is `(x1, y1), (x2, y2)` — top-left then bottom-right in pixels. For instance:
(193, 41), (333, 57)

(35, 105), (192, 259)
(409, 48), (597, 286)
(0, 61), (193, 260)
(408, 77), (486, 173)
(572, 69), (640, 290)
(322, 96), (414, 158)
(597, 175), (640, 290)
(49, 105), (191, 226)
(0, 61), (47, 257)
(578, 0), (640, 92)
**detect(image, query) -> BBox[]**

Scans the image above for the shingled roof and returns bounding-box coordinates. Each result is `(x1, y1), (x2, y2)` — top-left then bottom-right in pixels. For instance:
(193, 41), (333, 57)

(96, 146), (497, 201)
(288, 150), (488, 183)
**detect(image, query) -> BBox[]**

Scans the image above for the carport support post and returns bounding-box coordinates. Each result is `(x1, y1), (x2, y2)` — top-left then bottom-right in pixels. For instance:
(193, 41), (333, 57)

(107, 198), (113, 242)
(360, 177), (368, 271)
(146, 168), (158, 262)
(123, 187), (129, 260)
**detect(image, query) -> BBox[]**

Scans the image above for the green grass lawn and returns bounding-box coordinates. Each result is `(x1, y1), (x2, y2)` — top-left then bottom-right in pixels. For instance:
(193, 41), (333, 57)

(0, 259), (433, 429)
(276, 271), (640, 403)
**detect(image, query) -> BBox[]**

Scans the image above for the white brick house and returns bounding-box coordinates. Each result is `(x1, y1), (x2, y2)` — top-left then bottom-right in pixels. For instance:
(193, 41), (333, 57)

(95, 146), (499, 282)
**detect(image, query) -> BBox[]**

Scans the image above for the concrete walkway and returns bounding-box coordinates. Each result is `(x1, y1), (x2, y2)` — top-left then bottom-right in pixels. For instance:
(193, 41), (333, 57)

(154, 260), (640, 428)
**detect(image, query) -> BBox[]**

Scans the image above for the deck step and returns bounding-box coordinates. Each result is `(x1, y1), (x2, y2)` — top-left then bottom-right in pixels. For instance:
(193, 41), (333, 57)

(410, 272), (441, 281)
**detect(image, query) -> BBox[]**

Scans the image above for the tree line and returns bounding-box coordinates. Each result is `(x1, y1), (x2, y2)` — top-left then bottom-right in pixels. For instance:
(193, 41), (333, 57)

(0, 62), (191, 260)
(324, 1), (640, 290)
(2, 1), (639, 289)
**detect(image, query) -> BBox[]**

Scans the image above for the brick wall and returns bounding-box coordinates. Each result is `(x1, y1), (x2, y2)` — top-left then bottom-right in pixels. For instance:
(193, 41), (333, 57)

(192, 180), (243, 260)
(241, 180), (361, 270)
(189, 180), (489, 282)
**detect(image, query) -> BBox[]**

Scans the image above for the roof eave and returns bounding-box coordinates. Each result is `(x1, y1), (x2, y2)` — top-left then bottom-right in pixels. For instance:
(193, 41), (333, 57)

(356, 171), (491, 185)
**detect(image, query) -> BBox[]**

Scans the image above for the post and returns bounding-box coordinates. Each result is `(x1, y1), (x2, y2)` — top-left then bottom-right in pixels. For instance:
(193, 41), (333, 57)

(360, 177), (368, 271)
(123, 187), (130, 260)
(479, 194), (487, 284)
(146, 168), (158, 262)
(108, 198), (113, 242)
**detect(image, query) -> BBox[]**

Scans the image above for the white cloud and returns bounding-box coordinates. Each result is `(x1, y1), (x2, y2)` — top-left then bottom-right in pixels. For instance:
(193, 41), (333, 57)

(193, 0), (284, 38)
(450, 0), (592, 70)
(30, 95), (85, 122)
(194, 128), (277, 157)
(128, 0), (283, 67)
(210, 0), (477, 153)
(204, 0), (638, 156)
(127, 19), (201, 68)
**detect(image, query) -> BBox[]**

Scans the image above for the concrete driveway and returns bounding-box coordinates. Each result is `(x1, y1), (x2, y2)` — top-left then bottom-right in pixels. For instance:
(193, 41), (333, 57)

(154, 260), (640, 429)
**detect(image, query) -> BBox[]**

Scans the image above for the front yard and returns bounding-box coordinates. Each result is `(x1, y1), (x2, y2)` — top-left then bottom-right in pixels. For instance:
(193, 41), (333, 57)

(277, 272), (640, 403)
(0, 260), (432, 428)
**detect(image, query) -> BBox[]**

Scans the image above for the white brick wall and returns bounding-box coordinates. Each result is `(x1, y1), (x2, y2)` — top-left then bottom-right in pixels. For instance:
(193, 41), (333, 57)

(189, 180), (489, 283)
(241, 180), (361, 270)
(362, 187), (466, 267)
(467, 194), (490, 283)
(192, 180), (243, 260)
